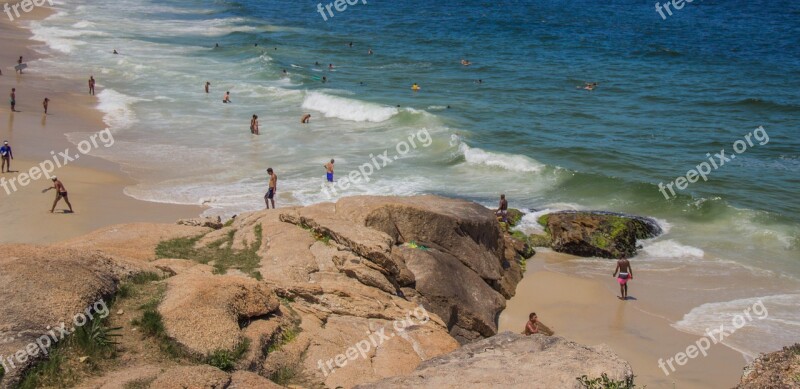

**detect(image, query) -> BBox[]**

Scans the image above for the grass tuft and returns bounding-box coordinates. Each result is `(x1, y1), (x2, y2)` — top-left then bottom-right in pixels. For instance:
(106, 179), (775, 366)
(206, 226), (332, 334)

(155, 225), (263, 279)
(576, 373), (642, 389)
(206, 339), (249, 372)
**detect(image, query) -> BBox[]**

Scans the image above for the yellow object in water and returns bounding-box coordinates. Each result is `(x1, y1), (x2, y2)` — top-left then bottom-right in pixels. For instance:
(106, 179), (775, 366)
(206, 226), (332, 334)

(411, 84), (420, 91)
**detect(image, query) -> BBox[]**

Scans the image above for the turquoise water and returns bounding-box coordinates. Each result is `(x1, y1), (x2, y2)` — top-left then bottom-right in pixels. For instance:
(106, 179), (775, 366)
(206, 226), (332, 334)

(27, 0), (799, 357)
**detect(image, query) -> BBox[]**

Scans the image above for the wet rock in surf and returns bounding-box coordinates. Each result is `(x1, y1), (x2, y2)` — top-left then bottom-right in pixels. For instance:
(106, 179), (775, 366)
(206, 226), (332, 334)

(537, 211), (662, 259)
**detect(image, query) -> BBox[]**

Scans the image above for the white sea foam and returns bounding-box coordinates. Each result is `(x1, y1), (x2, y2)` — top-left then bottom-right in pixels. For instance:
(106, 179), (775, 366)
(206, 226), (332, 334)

(301, 92), (398, 123)
(641, 240), (704, 259)
(458, 142), (544, 173)
(96, 89), (146, 130)
(673, 294), (800, 358)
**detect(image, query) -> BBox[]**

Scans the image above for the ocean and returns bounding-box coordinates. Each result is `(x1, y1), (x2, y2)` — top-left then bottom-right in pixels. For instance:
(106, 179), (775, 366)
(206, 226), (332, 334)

(27, 0), (799, 362)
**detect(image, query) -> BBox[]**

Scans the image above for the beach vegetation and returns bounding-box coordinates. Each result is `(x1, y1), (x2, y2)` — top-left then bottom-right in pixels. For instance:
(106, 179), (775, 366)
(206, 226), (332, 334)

(576, 373), (642, 388)
(19, 308), (122, 388)
(130, 272), (162, 285)
(206, 339), (249, 372)
(268, 325), (300, 354)
(154, 225), (264, 279)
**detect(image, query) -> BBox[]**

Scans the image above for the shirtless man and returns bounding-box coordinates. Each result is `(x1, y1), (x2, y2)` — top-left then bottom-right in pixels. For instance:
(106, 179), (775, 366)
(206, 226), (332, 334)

(223, 91), (231, 103)
(301, 114), (311, 124)
(495, 194), (508, 222)
(205, 81), (211, 94)
(324, 159), (334, 182)
(265, 168), (277, 209)
(250, 114), (259, 135)
(613, 256), (633, 300)
(47, 177), (74, 213)
(88, 76), (96, 95)
(43, 97), (49, 114)
(10, 88), (16, 112)
(523, 313), (539, 335)
(17, 56), (23, 74)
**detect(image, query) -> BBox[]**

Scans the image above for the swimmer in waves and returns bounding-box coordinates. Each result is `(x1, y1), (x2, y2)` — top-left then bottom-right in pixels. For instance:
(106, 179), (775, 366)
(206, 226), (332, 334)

(461, 59), (471, 66)
(411, 83), (421, 91)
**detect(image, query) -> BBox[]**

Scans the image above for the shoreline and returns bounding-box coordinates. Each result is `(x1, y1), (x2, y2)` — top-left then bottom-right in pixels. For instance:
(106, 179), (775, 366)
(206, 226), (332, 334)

(0, 6), (202, 244)
(499, 249), (747, 388)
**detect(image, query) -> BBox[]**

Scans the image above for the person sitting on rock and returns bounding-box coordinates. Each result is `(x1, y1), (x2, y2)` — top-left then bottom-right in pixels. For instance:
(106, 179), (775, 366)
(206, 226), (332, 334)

(495, 194), (508, 223)
(523, 312), (539, 335)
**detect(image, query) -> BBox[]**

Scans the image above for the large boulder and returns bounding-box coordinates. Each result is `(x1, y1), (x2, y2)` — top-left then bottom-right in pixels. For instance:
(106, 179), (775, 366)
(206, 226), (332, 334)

(0, 245), (144, 388)
(736, 344), (800, 389)
(355, 332), (634, 389)
(539, 211), (661, 258)
(159, 273), (280, 356)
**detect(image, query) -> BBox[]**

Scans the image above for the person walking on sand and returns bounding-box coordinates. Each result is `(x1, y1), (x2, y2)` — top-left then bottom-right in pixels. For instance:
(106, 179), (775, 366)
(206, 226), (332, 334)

(613, 256), (633, 300)
(523, 313), (540, 335)
(250, 114), (259, 135)
(205, 81), (211, 94)
(264, 168), (277, 209)
(46, 176), (74, 213)
(301, 114), (311, 124)
(324, 159), (334, 182)
(43, 97), (49, 114)
(495, 194), (508, 223)
(10, 88), (16, 112)
(1, 141), (13, 173)
(88, 76), (96, 95)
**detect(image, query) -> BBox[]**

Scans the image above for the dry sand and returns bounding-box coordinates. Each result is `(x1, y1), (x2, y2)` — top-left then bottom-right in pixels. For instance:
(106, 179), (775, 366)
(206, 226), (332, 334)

(0, 7), (202, 244)
(500, 249), (748, 388)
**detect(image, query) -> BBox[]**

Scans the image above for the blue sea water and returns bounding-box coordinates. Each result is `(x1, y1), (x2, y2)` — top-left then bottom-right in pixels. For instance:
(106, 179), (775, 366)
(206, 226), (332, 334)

(25, 0), (799, 369)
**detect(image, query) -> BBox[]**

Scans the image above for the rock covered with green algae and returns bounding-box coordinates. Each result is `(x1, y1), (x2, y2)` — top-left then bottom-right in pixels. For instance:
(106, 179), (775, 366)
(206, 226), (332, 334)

(537, 211), (662, 258)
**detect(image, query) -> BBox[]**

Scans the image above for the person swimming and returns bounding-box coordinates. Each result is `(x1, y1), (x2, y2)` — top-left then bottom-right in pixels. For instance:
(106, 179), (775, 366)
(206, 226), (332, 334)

(223, 91), (231, 103)
(461, 59), (471, 66)
(412, 83), (420, 91)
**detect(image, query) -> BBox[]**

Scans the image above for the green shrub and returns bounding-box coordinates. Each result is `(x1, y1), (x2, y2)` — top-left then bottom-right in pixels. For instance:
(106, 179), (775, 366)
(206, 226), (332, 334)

(576, 373), (642, 389)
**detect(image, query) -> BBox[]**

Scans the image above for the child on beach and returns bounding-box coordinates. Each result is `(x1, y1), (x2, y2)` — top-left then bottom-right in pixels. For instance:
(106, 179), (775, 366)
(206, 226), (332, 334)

(523, 313), (539, 335)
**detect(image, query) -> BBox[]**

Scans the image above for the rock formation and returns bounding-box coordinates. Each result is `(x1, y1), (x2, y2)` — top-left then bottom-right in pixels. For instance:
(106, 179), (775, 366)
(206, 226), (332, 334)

(355, 332), (634, 389)
(537, 210), (662, 258)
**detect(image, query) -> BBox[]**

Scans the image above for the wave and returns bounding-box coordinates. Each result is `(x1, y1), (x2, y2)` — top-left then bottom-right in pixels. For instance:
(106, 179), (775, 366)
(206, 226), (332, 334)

(96, 89), (146, 130)
(455, 137), (545, 173)
(301, 92), (399, 123)
(673, 294), (800, 358)
(641, 239), (704, 259)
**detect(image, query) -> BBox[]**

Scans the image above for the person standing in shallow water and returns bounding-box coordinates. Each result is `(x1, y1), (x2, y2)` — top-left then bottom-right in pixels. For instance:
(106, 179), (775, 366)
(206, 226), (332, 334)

(265, 168), (277, 209)
(250, 114), (259, 135)
(88, 76), (96, 95)
(613, 256), (633, 300)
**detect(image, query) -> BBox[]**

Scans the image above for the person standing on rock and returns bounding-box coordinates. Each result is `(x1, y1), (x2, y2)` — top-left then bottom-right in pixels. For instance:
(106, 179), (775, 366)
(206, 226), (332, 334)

(613, 256), (633, 300)
(495, 194), (508, 223)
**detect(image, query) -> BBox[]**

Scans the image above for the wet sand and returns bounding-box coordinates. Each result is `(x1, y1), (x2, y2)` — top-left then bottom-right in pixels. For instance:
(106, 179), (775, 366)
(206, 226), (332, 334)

(0, 7), (201, 244)
(499, 249), (748, 388)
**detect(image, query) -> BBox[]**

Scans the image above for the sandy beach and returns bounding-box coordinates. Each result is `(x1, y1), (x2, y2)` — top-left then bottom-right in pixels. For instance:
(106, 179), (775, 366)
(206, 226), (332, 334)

(499, 249), (749, 388)
(0, 8), (201, 244)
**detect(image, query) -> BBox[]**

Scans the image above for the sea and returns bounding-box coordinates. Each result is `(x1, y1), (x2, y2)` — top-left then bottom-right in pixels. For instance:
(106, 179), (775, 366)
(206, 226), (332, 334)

(26, 0), (799, 366)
